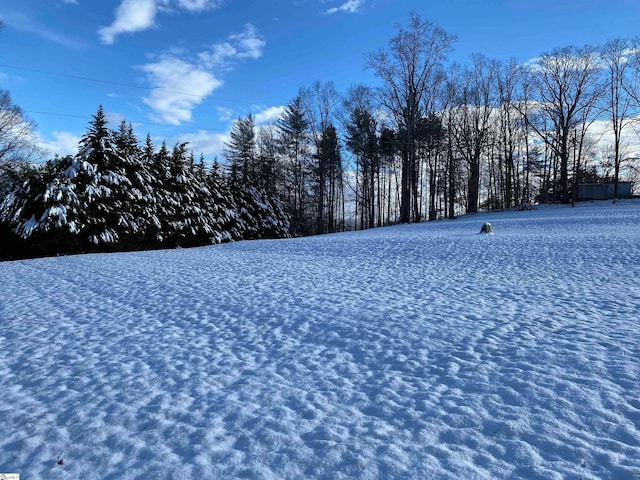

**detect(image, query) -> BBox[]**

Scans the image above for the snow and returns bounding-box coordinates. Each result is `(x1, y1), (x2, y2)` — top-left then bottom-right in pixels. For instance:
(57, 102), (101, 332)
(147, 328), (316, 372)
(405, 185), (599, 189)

(1, 201), (639, 479)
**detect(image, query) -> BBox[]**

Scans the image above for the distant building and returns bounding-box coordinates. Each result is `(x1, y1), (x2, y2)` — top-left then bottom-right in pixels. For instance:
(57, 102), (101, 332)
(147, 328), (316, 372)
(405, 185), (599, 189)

(577, 182), (633, 201)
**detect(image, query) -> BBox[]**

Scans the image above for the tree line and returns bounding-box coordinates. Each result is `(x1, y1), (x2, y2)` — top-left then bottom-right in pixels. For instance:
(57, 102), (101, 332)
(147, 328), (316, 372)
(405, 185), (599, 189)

(2, 13), (640, 259)
(0, 107), (290, 260)
(220, 14), (640, 233)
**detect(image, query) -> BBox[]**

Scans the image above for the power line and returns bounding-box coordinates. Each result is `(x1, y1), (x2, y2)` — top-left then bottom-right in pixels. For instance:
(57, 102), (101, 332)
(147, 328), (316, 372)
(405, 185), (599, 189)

(26, 110), (88, 120)
(0, 63), (257, 105)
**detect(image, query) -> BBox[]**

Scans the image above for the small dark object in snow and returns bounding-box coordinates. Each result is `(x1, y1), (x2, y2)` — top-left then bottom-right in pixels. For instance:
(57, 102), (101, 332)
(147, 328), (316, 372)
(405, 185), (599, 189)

(480, 222), (492, 233)
(57, 457), (64, 466)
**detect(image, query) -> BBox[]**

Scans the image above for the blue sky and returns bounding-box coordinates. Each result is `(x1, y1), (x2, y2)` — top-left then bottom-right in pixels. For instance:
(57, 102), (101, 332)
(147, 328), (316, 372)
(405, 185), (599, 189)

(1, 0), (639, 160)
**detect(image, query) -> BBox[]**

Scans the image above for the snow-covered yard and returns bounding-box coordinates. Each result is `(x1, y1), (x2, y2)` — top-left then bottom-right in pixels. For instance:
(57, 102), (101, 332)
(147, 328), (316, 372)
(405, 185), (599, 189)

(1, 201), (639, 479)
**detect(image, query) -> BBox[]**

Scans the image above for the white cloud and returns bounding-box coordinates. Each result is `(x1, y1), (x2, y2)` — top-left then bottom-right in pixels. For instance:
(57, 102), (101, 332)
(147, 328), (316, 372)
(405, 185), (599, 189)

(198, 42), (238, 69)
(230, 24), (266, 60)
(98, 0), (157, 45)
(216, 106), (234, 121)
(198, 24), (265, 68)
(588, 119), (640, 152)
(172, 0), (224, 11)
(61, 0), (79, 4)
(139, 24), (264, 126)
(33, 131), (81, 157)
(175, 129), (229, 159)
(105, 110), (127, 126)
(327, 0), (363, 14)
(140, 56), (223, 125)
(254, 106), (285, 125)
(99, 0), (223, 44)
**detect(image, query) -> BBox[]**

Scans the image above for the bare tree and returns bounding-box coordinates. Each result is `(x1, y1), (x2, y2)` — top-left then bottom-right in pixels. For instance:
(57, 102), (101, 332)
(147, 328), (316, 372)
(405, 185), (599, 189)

(449, 55), (499, 213)
(0, 90), (38, 164)
(367, 12), (455, 223)
(440, 68), (463, 219)
(600, 38), (637, 198)
(1, 10), (37, 169)
(343, 84), (379, 229)
(497, 58), (526, 208)
(300, 81), (342, 234)
(623, 36), (640, 106)
(521, 46), (603, 203)
(0, 89), (40, 194)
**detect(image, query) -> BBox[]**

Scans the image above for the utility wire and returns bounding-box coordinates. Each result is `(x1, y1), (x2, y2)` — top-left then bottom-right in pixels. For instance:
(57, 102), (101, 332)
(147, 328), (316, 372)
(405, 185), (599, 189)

(0, 63), (257, 105)
(26, 110), (88, 120)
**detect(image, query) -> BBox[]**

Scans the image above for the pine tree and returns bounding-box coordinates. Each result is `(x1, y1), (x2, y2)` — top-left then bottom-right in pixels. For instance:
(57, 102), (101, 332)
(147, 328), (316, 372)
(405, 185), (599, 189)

(162, 142), (221, 247)
(1, 105), (292, 259)
(315, 124), (343, 234)
(0, 158), (72, 257)
(205, 160), (241, 243)
(142, 133), (155, 166)
(139, 134), (163, 247)
(229, 173), (291, 240)
(277, 96), (311, 234)
(67, 105), (124, 249)
(224, 114), (256, 183)
(345, 106), (379, 229)
(149, 140), (172, 245)
(256, 125), (280, 195)
(111, 120), (158, 249)
(78, 105), (112, 170)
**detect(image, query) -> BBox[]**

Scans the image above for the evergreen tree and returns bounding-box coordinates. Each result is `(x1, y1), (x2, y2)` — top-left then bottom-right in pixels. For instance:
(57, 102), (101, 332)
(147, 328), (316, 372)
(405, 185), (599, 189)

(229, 174), (291, 240)
(0, 106), (291, 260)
(277, 96), (311, 234)
(205, 160), (242, 243)
(315, 124), (343, 234)
(224, 114), (256, 183)
(111, 120), (158, 249)
(148, 140), (172, 245)
(78, 105), (112, 169)
(256, 125), (280, 195)
(345, 107), (379, 229)
(0, 158), (70, 257)
(69, 104), (124, 248)
(139, 134), (164, 246)
(36, 155), (85, 253)
(142, 133), (155, 166)
(162, 142), (221, 247)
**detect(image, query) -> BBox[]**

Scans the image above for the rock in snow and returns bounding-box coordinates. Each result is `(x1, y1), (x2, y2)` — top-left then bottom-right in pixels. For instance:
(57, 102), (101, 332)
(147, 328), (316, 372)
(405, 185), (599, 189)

(480, 221), (493, 233)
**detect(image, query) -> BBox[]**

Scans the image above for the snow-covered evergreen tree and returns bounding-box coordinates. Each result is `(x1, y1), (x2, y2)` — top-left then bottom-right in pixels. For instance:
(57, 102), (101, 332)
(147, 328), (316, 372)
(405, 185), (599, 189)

(229, 174), (291, 240)
(67, 105), (123, 249)
(205, 160), (241, 243)
(112, 120), (158, 250)
(0, 106), (292, 260)
(0, 159), (68, 257)
(162, 142), (222, 247)
(224, 114), (257, 183)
